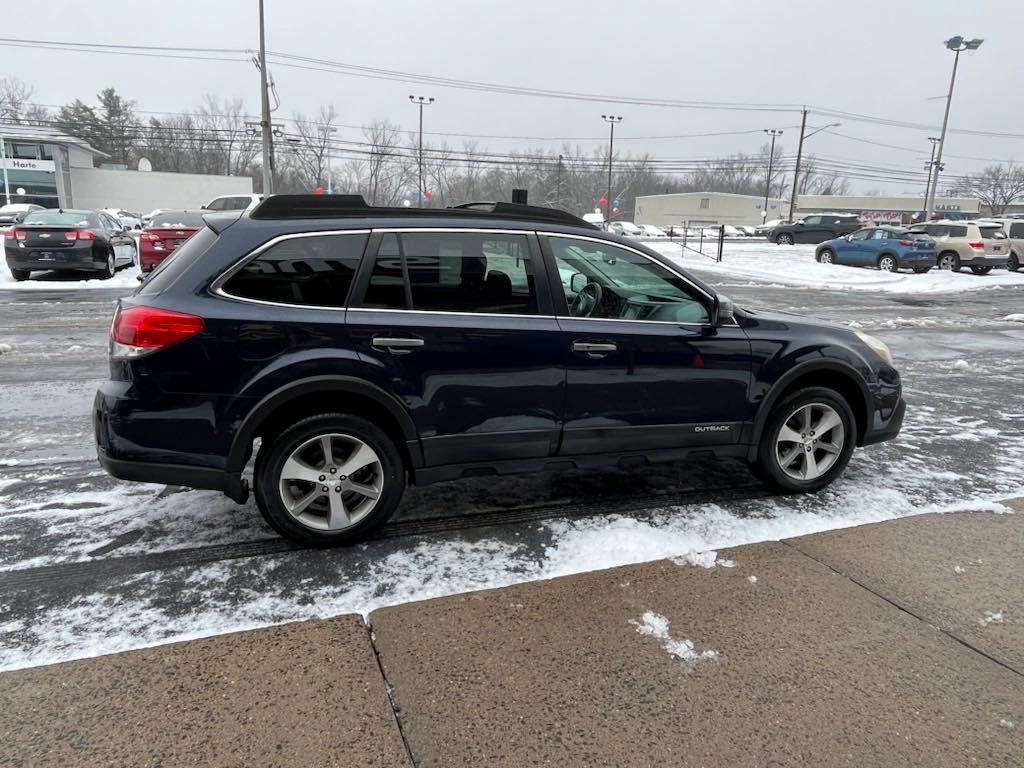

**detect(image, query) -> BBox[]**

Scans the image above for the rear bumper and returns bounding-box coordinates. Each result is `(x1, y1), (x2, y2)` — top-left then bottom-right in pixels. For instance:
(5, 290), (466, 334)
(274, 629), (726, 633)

(961, 253), (1007, 267)
(96, 448), (249, 503)
(5, 244), (104, 271)
(896, 252), (935, 267)
(139, 248), (171, 271)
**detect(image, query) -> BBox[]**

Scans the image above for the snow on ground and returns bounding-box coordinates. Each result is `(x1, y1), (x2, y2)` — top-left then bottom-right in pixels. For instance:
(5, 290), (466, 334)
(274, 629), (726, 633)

(0, 264), (142, 290)
(629, 611), (719, 667)
(651, 241), (1024, 294)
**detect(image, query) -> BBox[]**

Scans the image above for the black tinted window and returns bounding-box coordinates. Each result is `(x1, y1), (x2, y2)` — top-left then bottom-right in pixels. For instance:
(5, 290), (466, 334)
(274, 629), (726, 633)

(1010, 223), (1024, 238)
(361, 232), (538, 315)
(221, 233), (368, 307)
(138, 227), (218, 295)
(948, 226), (968, 237)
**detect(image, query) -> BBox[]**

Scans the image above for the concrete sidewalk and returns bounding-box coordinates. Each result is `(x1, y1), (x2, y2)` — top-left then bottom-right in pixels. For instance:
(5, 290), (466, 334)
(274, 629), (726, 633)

(2, 505), (1022, 767)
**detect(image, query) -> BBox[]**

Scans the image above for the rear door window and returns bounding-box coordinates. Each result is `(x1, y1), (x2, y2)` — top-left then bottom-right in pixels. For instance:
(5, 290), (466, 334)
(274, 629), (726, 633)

(359, 232), (539, 315)
(219, 232), (369, 307)
(1009, 223), (1024, 238)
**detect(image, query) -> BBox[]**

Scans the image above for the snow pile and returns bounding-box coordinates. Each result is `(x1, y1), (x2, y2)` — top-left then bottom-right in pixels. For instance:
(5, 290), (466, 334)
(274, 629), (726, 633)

(0, 343), (11, 355)
(629, 611), (718, 667)
(0, 264), (141, 290)
(999, 719), (1015, 729)
(747, 575), (758, 584)
(671, 550), (720, 569)
(979, 610), (1005, 626)
(651, 241), (1024, 294)
(1004, 314), (1024, 322)
(952, 359), (971, 371)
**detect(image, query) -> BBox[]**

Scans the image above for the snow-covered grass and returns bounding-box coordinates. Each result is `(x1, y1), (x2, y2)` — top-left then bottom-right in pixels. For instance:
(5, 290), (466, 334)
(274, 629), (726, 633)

(651, 241), (1024, 294)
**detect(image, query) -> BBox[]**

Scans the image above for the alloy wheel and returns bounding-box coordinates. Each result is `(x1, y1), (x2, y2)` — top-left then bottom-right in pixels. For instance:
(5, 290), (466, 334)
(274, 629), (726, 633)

(938, 253), (957, 270)
(879, 256), (896, 272)
(775, 403), (845, 481)
(278, 433), (383, 531)
(819, 250), (833, 264)
(777, 233), (794, 245)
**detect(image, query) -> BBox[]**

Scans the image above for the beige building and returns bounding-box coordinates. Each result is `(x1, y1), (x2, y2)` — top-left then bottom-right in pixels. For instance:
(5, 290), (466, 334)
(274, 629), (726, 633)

(634, 192), (791, 228)
(795, 194), (980, 224)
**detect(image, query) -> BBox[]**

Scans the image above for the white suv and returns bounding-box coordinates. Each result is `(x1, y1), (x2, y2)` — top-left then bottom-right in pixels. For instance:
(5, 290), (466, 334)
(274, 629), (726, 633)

(908, 219), (1010, 274)
(203, 194), (262, 212)
(980, 217), (1024, 272)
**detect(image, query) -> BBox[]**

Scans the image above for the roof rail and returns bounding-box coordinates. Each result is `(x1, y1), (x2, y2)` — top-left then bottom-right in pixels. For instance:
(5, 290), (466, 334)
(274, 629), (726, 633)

(247, 194), (596, 229)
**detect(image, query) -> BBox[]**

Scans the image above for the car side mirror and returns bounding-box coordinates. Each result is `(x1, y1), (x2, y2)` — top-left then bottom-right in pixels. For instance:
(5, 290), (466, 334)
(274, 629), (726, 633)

(200, 204), (209, 210)
(713, 295), (735, 326)
(569, 273), (588, 293)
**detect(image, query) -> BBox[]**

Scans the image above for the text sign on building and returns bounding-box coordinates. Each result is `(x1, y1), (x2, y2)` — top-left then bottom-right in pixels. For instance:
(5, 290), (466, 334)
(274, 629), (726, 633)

(860, 210), (902, 223)
(4, 158), (56, 173)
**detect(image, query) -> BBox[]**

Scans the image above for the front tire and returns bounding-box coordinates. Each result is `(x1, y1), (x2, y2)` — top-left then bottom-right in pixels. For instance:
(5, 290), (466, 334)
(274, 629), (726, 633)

(1009, 251), (1021, 272)
(254, 413), (405, 547)
(817, 248), (835, 264)
(776, 233), (794, 245)
(970, 265), (993, 275)
(937, 251), (960, 271)
(755, 387), (856, 493)
(10, 268), (30, 281)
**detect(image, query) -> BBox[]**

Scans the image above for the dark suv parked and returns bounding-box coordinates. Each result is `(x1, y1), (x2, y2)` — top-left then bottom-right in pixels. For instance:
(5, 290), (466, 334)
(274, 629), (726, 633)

(94, 195), (905, 546)
(769, 213), (862, 245)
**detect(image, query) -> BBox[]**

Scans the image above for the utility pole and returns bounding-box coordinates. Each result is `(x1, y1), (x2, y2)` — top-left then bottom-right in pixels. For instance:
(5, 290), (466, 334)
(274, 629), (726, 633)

(0, 132), (9, 206)
(318, 125), (337, 193)
(409, 95), (434, 208)
(257, 0), (274, 195)
(787, 114), (840, 222)
(601, 115), (622, 225)
(763, 129), (783, 223)
(921, 137), (940, 220)
(926, 36), (983, 221)
(555, 153), (563, 209)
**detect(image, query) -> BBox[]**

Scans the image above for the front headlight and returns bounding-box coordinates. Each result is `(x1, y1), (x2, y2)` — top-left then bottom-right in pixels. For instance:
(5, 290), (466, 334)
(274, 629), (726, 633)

(855, 331), (893, 365)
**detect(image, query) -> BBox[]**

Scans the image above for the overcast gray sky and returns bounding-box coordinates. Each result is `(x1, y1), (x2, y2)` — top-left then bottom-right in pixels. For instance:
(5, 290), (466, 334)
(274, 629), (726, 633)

(3, 0), (1023, 193)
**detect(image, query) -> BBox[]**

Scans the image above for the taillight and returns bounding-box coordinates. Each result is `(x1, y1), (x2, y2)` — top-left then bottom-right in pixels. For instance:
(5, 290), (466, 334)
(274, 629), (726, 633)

(968, 240), (984, 249)
(65, 229), (96, 241)
(6, 228), (26, 240)
(139, 232), (161, 241)
(4, 228), (15, 240)
(110, 306), (204, 357)
(899, 239), (914, 246)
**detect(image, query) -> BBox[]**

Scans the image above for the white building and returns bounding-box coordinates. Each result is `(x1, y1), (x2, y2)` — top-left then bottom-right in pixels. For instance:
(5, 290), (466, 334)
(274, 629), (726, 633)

(634, 191), (791, 228)
(0, 124), (252, 213)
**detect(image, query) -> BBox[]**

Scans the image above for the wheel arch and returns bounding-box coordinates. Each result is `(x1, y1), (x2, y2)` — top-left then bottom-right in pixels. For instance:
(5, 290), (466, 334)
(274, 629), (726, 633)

(747, 361), (871, 461)
(227, 376), (421, 473)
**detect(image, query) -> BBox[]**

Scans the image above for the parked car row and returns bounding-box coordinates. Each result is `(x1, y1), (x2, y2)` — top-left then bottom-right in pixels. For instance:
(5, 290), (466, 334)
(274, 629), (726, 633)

(813, 220), (1015, 275)
(4, 209), (137, 281)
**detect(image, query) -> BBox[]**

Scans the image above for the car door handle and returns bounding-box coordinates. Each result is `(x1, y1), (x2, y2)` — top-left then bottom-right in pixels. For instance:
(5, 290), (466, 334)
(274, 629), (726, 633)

(572, 341), (617, 358)
(372, 336), (424, 354)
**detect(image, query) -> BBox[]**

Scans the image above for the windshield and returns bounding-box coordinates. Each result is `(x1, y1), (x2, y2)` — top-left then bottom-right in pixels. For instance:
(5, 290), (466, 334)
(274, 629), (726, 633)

(23, 211), (99, 227)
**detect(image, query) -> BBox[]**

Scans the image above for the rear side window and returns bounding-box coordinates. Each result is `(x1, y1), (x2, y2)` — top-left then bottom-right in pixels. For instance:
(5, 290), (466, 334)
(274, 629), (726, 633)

(1010, 223), (1024, 238)
(359, 232), (538, 315)
(980, 226), (1007, 240)
(137, 227), (218, 295)
(220, 233), (369, 307)
(947, 225), (967, 237)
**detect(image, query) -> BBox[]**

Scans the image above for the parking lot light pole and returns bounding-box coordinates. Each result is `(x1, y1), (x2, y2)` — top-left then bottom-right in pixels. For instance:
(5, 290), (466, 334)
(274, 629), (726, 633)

(762, 129), (783, 224)
(601, 115), (623, 225)
(318, 125), (337, 193)
(925, 36), (983, 221)
(409, 96), (434, 208)
(787, 110), (840, 222)
(921, 137), (940, 220)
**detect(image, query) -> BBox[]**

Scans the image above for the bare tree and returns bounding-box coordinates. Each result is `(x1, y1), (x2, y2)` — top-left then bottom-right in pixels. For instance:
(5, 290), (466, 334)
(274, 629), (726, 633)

(951, 164), (1024, 215)
(0, 77), (34, 122)
(362, 120), (403, 204)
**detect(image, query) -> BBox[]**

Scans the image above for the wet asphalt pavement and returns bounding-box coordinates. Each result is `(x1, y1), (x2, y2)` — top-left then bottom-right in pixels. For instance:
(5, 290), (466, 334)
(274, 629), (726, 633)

(1, 267), (1023, 668)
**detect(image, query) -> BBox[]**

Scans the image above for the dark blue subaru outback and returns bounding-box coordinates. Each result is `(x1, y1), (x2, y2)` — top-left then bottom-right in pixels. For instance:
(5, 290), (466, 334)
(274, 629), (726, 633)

(94, 195), (905, 546)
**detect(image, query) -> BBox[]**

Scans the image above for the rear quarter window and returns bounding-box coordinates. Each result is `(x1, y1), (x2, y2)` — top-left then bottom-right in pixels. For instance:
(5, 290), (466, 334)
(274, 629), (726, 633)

(219, 232), (369, 307)
(980, 226), (1007, 240)
(1009, 222), (1024, 238)
(137, 227), (218, 295)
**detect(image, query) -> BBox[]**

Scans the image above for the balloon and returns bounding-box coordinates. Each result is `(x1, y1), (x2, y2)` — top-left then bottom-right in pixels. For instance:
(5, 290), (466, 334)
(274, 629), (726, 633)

(314, 186), (325, 195)
(598, 197), (608, 206)
(612, 206), (620, 215)
(424, 189), (432, 200)
(613, 199), (620, 207)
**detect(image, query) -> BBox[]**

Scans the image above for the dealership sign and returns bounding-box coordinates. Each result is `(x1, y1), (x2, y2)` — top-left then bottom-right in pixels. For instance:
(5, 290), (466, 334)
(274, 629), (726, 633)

(860, 210), (903, 223)
(3, 158), (55, 173)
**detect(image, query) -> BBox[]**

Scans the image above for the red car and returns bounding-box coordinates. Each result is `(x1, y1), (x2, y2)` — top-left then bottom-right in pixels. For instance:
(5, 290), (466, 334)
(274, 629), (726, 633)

(139, 210), (206, 272)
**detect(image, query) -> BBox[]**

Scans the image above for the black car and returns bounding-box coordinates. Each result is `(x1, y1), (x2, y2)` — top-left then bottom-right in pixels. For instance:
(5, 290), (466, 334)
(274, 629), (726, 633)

(94, 195), (905, 547)
(769, 213), (862, 245)
(4, 208), (137, 281)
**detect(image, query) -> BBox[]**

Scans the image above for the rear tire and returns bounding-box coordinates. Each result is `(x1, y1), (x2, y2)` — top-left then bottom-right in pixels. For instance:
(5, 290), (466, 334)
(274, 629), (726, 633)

(754, 387), (856, 494)
(970, 265), (993, 275)
(878, 255), (898, 272)
(98, 249), (115, 280)
(937, 251), (960, 271)
(10, 268), (30, 281)
(776, 232), (794, 245)
(254, 413), (405, 547)
(1009, 251), (1021, 272)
